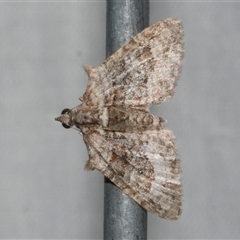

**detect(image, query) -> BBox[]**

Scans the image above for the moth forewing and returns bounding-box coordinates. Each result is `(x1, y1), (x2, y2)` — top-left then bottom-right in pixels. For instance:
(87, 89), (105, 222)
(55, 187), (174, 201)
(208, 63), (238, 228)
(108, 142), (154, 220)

(55, 18), (183, 220)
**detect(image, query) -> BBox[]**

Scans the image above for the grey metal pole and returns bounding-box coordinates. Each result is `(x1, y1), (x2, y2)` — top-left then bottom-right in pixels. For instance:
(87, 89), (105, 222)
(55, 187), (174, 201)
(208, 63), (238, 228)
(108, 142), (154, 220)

(104, 1), (149, 239)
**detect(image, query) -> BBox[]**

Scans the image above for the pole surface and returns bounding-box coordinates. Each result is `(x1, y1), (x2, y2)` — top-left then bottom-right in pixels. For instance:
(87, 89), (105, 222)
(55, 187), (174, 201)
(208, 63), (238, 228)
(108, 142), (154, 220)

(104, 1), (149, 239)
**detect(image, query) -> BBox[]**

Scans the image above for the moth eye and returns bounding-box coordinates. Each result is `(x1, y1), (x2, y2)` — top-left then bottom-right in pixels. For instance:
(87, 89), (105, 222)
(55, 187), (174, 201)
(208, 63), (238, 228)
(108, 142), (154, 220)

(62, 123), (71, 129)
(61, 108), (70, 114)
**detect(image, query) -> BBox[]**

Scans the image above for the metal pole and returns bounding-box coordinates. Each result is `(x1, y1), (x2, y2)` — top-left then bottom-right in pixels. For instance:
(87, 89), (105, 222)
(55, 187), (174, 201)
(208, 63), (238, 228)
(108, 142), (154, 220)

(104, 1), (149, 239)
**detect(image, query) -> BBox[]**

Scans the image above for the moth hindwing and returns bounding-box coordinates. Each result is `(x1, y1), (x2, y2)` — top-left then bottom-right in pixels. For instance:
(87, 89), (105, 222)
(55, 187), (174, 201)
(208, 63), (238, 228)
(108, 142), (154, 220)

(55, 18), (183, 220)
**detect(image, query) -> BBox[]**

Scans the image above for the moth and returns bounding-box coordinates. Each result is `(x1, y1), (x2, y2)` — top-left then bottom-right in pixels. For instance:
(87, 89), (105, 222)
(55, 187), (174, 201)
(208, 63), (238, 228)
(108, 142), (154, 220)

(55, 19), (184, 220)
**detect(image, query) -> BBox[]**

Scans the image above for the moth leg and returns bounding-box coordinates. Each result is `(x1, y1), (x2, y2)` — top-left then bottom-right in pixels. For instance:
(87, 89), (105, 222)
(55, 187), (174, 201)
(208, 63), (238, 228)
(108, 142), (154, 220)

(83, 135), (102, 171)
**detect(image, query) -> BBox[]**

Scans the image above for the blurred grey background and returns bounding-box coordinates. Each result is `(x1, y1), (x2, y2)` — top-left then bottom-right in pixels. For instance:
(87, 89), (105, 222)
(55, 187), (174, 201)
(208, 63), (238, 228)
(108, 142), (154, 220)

(1, 1), (240, 239)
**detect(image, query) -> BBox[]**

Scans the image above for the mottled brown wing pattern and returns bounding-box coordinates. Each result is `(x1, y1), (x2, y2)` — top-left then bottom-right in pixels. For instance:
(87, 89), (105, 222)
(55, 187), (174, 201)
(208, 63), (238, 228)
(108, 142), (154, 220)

(55, 18), (183, 220)
(83, 127), (181, 220)
(82, 19), (183, 107)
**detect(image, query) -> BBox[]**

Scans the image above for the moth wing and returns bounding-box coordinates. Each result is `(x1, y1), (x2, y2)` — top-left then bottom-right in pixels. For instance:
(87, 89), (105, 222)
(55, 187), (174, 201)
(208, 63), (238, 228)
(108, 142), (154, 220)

(83, 128), (182, 220)
(83, 18), (183, 107)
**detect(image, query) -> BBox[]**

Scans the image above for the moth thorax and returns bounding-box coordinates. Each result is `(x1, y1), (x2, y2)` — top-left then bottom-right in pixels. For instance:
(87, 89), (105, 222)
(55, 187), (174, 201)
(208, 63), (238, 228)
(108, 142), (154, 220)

(74, 108), (102, 126)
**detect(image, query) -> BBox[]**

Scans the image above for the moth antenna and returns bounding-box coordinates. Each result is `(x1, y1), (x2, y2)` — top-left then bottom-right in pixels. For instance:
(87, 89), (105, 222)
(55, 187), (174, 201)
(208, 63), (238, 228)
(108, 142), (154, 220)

(79, 96), (83, 102)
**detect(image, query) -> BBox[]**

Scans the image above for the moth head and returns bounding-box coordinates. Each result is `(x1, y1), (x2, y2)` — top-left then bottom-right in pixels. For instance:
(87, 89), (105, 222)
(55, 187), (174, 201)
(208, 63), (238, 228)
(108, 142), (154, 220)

(55, 108), (72, 129)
